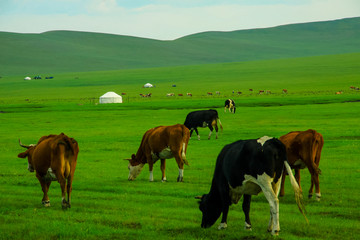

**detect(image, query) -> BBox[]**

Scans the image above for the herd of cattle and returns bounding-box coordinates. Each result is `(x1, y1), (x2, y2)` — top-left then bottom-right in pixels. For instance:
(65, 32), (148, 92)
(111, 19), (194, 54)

(17, 99), (324, 236)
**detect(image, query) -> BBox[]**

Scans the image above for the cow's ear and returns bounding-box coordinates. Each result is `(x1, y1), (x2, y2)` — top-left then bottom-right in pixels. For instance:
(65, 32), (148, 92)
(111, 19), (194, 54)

(131, 154), (136, 160)
(18, 152), (28, 158)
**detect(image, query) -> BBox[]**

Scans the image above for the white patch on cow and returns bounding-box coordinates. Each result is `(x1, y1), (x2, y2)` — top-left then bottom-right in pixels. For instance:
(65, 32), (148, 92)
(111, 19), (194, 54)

(316, 193), (321, 201)
(228, 175), (262, 204)
(218, 222), (227, 230)
(179, 169), (184, 178)
(44, 168), (57, 181)
(294, 159), (307, 169)
(256, 172), (280, 235)
(149, 171), (154, 182)
(208, 130), (212, 139)
(181, 143), (186, 159)
(257, 136), (273, 146)
(202, 121), (208, 128)
(128, 163), (145, 180)
(151, 147), (173, 161)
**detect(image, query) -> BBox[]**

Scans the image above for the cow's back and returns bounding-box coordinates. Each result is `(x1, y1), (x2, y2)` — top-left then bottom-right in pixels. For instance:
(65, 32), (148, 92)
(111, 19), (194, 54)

(32, 137), (55, 174)
(147, 124), (189, 152)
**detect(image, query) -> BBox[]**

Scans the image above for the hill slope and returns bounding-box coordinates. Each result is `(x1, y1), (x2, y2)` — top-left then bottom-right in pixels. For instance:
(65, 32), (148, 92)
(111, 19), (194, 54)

(1, 17), (359, 76)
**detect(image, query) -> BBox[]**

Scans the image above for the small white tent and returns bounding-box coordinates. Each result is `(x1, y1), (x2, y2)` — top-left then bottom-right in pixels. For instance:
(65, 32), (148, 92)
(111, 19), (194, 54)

(143, 83), (153, 88)
(99, 92), (123, 104)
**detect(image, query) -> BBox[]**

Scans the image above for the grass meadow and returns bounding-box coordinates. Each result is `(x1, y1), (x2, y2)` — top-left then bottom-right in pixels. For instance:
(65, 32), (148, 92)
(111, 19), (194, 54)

(0, 54), (360, 239)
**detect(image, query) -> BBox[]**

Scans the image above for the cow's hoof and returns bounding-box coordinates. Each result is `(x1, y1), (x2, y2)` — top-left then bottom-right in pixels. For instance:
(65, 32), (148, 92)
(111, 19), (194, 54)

(271, 230), (280, 236)
(218, 222), (227, 230)
(308, 194), (313, 199)
(42, 200), (50, 207)
(62, 200), (70, 210)
(245, 222), (252, 231)
(177, 177), (183, 182)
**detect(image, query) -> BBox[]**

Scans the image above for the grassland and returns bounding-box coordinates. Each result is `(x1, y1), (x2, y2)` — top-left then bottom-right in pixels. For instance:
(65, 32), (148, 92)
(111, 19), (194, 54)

(1, 17), (359, 76)
(0, 51), (360, 239)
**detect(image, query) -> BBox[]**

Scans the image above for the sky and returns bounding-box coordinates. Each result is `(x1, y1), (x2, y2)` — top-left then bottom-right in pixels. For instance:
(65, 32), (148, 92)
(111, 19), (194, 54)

(0, 0), (359, 40)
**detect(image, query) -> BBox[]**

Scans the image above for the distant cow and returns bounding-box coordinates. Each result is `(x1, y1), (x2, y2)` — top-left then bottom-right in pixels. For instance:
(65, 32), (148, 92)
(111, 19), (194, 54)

(187, 93), (193, 97)
(184, 109), (223, 140)
(127, 124), (190, 182)
(224, 99), (236, 113)
(279, 129), (324, 201)
(17, 133), (79, 208)
(282, 89), (288, 94)
(197, 136), (307, 236)
(207, 92), (213, 96)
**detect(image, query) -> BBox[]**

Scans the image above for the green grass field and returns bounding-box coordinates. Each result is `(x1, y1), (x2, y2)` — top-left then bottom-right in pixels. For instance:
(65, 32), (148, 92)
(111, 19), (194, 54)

(1, 52), (360, 239)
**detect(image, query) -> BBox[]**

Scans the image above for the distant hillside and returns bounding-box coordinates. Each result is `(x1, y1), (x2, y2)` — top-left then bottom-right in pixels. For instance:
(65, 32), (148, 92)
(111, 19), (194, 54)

(1, 17), (359, 76)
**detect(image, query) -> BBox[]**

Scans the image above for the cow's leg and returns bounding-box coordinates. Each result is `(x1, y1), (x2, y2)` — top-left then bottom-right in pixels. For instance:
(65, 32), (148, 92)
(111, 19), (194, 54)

(160, 159), (167, 182)
(148, 159), (154, 182)
(194, 128), (200, 140)
(309, 169), (321, 201)
(207, 125), (214, 140)
(243, 194), (252, 230)
(258, 174), (280, 235)
(189, 129), (194, 139)
(173, 153), (184, 182)
(37, 174), (51, 207)
(66, 176), (73, 208)
(218, 189), (231, 230)
(214, 124), (219, 139)
(279, 168), (286, 197)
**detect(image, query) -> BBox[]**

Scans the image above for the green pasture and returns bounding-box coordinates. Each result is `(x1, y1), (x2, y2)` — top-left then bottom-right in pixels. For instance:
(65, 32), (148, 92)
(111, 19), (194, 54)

(1, 54), (360, 240)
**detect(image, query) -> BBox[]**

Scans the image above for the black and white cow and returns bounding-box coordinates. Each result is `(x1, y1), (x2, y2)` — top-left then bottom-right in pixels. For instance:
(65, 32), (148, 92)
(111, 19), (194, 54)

(184, 109), (223, 140)
(197, 136), (307, 236)
(224, 99), (236, 113)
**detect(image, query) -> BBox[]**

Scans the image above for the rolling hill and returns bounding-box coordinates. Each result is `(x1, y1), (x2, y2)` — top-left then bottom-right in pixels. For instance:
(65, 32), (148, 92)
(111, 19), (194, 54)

(0, 17), (359, 76)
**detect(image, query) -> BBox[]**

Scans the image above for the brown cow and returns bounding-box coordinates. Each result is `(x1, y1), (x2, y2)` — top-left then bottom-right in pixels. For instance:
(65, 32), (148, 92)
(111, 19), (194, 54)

(127, 124), (190, 182)
(18, 133), (79, 208)
(279, 129), (324, 201)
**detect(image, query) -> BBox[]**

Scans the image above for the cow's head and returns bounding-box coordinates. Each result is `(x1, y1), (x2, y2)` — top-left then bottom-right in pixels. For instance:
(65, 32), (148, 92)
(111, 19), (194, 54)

(197, 194), (222, 228)
(17, 140), (36, 172)
(127, 154), (145, 181)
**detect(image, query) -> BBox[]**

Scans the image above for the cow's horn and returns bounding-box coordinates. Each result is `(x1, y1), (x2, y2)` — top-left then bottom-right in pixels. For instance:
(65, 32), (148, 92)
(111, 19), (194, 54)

(124, 158), (132, 161)
(19, 139), (31, 149)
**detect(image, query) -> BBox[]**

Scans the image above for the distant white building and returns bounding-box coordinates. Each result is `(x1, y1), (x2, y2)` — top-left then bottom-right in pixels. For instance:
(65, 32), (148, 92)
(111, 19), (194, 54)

(99, 92), (123, 104)
(24, 77), (31, 80)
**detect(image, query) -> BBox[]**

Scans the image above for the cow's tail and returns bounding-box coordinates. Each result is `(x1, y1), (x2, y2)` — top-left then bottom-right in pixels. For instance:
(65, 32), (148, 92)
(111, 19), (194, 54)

(311, 133), (324, 175)
(284, 161), (309, 223)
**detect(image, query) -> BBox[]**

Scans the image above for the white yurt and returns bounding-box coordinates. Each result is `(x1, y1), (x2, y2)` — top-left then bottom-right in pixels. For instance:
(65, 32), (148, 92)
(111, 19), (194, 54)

(143, 83), (153, 88)
(99, 92), (123, 104)
(24, 77), (31, 80)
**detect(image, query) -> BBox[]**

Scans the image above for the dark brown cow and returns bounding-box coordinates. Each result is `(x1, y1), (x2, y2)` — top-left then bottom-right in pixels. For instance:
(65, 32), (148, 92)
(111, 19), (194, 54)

(18, 133), (79, 208)
(279, 129), (324, 201)
(127, 124), (190, 182)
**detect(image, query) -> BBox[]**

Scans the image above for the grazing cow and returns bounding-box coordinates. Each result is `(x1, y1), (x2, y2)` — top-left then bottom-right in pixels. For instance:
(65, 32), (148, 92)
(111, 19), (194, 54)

(259, 90), (265, 94)
(207, 92), (213, 96)
(197, 136), (307, 236)
(187, 93), (192, 97)
(266, 90), (271, 94)
(166, 93), (175, 97)
(178, 93), (183, 96)
(17, 133), (79, 209)
(127, 124), (190, 182)
(282, 89), (288, 94)
(249, 89), (253, 92)
(279, 129), (324, 201)
(184, 109), (223, 140)
(335, 91), (343, 95)
(350, 86), (355, 89)
(237, 91), (242, 95)
(224, 99), (236, 113)
(216, 91), (221, 95)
